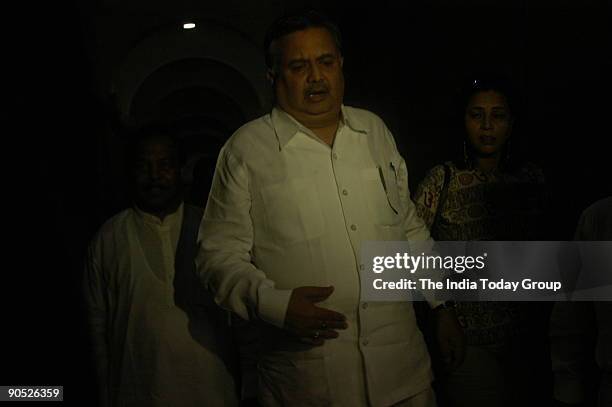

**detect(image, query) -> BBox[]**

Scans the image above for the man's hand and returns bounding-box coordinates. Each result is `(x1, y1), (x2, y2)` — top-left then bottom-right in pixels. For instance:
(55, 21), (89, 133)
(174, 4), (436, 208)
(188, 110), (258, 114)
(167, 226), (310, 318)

(435, 307), (466, 372)
(284, 286), (348, 346)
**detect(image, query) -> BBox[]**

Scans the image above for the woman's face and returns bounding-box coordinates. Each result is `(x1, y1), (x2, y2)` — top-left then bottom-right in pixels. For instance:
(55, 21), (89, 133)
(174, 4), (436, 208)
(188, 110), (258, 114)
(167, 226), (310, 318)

(464, 90), (513, 157)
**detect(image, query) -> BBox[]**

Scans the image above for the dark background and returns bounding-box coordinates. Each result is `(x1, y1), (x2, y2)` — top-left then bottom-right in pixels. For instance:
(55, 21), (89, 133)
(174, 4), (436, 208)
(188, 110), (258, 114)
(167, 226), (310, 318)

(5, 0), (609, 405)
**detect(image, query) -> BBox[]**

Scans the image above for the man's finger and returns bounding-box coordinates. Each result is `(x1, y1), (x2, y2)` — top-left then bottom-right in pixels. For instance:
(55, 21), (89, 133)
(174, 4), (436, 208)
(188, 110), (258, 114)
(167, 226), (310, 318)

(297, 329), (339, 343)
(440, 344), (464, 372)
(313, 307), (347, 323)
(438, 340), (453, 368)
(302, 318), (347, 330)
(313, 329), (340, 339)
(451, 343), (466, 369)
(298, 337), (325, 347)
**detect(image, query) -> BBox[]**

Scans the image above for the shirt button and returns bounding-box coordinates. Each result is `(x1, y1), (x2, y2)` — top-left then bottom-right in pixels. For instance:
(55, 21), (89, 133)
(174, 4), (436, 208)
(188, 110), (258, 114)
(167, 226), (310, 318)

(342, 189), (348, 196)
(350, 224), (357, 231)
(332, 152), (338, 160)
(361, 302), (368, 310)
(362, 339), (369, 346)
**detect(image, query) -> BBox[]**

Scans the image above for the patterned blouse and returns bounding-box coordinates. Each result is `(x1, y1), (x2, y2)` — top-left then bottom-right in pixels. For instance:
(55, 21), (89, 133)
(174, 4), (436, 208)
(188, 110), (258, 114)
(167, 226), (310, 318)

(413, 161), (546, 346)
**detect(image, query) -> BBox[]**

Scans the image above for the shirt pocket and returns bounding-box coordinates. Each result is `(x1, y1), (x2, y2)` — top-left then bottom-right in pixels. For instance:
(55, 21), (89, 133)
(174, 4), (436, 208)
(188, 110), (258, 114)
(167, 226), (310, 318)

(260, 177), (325, 246)
(361, 166), (401, 226)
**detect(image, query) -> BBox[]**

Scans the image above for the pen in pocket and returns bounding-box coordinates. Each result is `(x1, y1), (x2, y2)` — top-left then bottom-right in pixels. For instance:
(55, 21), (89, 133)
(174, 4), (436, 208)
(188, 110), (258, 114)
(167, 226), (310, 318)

(377, 165), (387, 192)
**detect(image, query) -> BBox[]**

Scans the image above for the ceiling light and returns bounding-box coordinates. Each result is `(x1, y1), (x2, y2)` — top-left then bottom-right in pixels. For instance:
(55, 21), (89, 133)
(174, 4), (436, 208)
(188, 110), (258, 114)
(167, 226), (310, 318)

(183, 23), (196, 30)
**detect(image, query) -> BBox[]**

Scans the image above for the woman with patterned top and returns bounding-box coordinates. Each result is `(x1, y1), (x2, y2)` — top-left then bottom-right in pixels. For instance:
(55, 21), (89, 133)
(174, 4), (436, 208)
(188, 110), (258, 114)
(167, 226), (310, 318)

(413, 76), (549, 407)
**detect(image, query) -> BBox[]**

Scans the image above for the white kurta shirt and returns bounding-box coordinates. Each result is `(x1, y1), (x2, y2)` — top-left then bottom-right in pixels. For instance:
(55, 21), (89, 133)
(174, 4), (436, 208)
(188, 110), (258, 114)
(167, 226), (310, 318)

(198, 106), (439, 407)
(550, 197), (612, 406)
(85, 204), (238, 407)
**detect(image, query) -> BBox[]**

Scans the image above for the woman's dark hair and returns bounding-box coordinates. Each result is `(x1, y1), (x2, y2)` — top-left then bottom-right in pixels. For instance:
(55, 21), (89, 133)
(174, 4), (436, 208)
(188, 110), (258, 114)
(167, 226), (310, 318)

(456, 75), (519, 119)
(264, 10), (342, 74)
(453, 74), (522, 171)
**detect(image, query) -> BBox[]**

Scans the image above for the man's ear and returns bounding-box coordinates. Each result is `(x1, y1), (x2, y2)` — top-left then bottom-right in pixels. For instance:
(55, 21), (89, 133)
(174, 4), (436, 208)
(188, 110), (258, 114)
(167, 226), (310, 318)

(266, 69), (276, 85)
(340, 56), (344, 68)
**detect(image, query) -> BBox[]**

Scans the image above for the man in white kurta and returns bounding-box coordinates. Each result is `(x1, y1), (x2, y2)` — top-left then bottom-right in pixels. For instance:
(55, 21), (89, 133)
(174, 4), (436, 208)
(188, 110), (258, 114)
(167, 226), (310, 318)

(84, 131), (238, 407)
(551, 197), (612, 407)
(197, 12), (463, 407)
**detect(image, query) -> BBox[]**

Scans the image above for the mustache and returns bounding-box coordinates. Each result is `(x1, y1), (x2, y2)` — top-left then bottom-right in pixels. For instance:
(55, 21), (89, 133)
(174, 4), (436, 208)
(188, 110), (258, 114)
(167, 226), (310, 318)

(304, 84), (329, 95)
(143, 183), (171, 191)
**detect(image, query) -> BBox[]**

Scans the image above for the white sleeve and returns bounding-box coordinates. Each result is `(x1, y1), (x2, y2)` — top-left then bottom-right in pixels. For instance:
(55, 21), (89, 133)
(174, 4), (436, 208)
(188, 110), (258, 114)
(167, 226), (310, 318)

(83, 242), (110, 407)
(550, 209), (597, 404)
(550, 301), (594, 403)
(196, 146), (292, 328)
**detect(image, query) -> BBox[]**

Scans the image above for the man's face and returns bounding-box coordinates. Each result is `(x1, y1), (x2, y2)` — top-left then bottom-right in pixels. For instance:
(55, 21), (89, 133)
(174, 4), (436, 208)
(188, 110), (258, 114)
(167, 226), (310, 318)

(130, 137), (181, 214)
(272, 27), (344, 126)
(464, 90), (513, 157)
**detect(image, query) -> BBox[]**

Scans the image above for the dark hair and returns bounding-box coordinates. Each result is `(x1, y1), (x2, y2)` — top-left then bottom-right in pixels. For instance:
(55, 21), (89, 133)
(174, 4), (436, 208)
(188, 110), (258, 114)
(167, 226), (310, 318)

(124, 124), (182, 170)
(453, 74), (522, 171)
(264, 10), (342, 73)
(456, 75), (519, 119)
